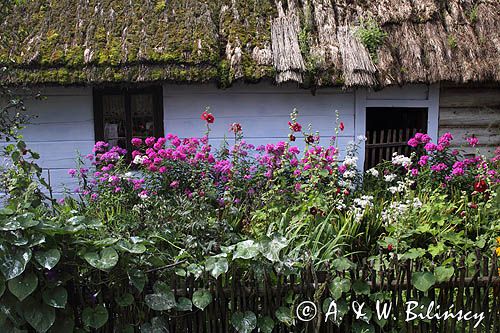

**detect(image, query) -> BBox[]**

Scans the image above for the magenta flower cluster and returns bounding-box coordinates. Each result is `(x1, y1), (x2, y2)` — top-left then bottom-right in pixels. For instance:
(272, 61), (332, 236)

(72, 113), (356, 205)
(406, 132), (499, 188)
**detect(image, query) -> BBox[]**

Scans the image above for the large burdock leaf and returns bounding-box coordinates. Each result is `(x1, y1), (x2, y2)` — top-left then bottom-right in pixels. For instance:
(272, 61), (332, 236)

(83, 248), (119, 271)
(42, 286), (67, 308)
(34, 249), (60, 270)
(434, 266), (454, 283)
(257, 316), (275, 333)
(21, 298), (56, 333)
(145, 281), (176, 311)
(175, 297), (192, 311)
(0, 213), (38, 231)
(258, 235), (288, 262)
(329, 277), (351, 300)
(233, 240), (259, 260)
(115, 293), (134, 307)
(0, 244), (32, 280)
(128, 268), (147, 292)
(65, 215), (102, 232)
(8, 272), (38, 301)
(140, 316), (169, 333)
(231, 311), (257, 333)
(192, 289), (212, 310)
(82, 304), (108, 329)
(332, 257), (355, 272)
(205, 255), (228, 279)
(412, 272), (436, 292)
(116, 239), (146, 254)
(275, 307), (293, 326)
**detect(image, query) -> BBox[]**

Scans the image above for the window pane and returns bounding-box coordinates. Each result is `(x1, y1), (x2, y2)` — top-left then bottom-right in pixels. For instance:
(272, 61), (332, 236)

(102, 95), (126, 148)
(131, 94), (155, 138)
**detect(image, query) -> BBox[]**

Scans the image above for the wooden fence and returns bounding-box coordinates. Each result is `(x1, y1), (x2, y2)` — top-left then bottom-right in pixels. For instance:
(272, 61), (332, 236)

(95, 252), (500, 332)
(365, 128), (422, 170)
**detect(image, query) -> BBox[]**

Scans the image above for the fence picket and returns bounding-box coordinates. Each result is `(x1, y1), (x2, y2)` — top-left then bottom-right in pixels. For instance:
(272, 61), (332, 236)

(88, 253), (500, 332)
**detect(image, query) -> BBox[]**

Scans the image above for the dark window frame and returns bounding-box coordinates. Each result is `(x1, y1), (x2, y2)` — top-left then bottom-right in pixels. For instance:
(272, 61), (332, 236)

(93, 86), (164, 155)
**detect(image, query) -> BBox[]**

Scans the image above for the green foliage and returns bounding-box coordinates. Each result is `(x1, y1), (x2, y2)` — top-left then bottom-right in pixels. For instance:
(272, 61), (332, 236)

(412, 271), (436, 292)
(231, 311), (257, 333)
(0, 114), (498, 331)
(192, 289), (213, 310)
(355, 18), (387, 62)
(447, 35), (458, 49)
(154, 0), (166, 13)
(0, 67), (34, 142)
(468, 4), (479, 23)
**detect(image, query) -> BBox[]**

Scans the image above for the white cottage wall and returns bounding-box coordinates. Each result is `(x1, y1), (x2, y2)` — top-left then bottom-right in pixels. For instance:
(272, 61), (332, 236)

(163, 83), (356, 157)
(2, 87), (94, 197)
(1, 83), (439, 196)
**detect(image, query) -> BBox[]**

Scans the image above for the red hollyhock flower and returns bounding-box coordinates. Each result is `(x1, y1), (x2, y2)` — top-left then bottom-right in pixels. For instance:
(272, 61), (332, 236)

(339, 122), (345, 131)
(473, 179), (487, 193)
(289, 134), (296, 142)
(230, 123), (242, 133)
(306, 135), (315, 144)
(200, 111), (215, 123)
(288, 121), (302, 132)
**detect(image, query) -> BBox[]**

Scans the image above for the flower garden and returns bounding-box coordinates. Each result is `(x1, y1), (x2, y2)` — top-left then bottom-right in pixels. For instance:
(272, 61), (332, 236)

(0, 109), (499, 332)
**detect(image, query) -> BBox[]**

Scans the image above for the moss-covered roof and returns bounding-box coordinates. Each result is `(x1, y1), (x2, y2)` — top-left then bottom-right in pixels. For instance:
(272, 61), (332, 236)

(1, 0), (499, 87)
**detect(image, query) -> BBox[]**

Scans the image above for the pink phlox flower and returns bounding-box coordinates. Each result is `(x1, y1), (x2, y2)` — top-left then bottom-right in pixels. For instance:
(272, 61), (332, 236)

(466, 136), (479, 147)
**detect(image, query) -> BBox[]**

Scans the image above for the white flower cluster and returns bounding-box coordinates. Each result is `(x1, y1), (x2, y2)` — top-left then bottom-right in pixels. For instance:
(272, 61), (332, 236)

(357, 135), (367, 142)
(338, 179), (356, 191)
(381, 197), (423, 224)
(411, 197), (422, 208)
(335, 202), (347, 211)
(353, 195), (374, 209)
(388, 181), (406, 194)
(133, 155), (146, 165)
(343, 170), (357, 179)
(381, 201), (408, 224)
(384, 174), (397, 182)
(343, 156), (358, 167)
(365, 168), (379, 177)
(352, 195), (374, 222)
(391, 152), (412, 168)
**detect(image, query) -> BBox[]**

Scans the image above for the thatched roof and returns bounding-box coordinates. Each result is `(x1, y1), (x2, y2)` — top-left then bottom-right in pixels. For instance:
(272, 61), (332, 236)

(1, 0), (499, 87)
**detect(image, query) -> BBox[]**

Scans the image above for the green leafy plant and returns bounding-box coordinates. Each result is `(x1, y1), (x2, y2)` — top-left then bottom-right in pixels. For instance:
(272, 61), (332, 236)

(0, 109), (498, 331)
(355, 18), (388, 62)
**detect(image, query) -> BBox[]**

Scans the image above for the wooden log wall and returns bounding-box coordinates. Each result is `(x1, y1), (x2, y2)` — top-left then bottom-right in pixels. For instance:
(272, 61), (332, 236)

(439, 85), (500, 156)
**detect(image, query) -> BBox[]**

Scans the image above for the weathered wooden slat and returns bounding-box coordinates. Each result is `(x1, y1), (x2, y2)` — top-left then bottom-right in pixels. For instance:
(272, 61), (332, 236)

(440, 87), (500, 108)
(439, 127), (500, 146)
(439, 107), (500, 127)
(378, 129), (385, 163)
(385, 129), (393, 161)
(370, 130), (377, 168)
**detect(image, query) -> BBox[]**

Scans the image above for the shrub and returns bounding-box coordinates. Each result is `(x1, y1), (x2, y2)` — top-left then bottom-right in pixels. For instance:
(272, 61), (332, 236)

(0, 110), (498, 332)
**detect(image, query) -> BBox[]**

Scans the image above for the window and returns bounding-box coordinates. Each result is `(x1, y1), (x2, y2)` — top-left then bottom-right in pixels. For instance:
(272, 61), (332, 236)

(93, 86), (164, 155)
(364, 107), (428, 169)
